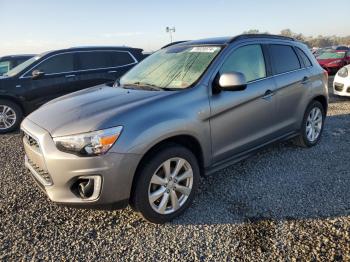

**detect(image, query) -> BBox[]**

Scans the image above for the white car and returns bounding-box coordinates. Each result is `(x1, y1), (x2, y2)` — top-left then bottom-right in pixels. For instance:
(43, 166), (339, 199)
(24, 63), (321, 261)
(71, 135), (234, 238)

(333, 65), (350, 97)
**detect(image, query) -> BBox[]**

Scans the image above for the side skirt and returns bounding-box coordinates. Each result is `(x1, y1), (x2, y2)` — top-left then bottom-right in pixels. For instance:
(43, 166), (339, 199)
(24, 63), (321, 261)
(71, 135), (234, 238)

(205, 131), (299, 176)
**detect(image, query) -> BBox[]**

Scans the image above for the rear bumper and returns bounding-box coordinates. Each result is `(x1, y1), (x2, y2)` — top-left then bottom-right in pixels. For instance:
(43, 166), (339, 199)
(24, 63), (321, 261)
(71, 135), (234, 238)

(21, 118), (142, 209)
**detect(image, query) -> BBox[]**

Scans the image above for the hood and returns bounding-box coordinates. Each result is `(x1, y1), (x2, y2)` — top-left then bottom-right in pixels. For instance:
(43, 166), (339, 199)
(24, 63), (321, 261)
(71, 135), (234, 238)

(27, 85), (172, 137)
(317, 58), (344, 65)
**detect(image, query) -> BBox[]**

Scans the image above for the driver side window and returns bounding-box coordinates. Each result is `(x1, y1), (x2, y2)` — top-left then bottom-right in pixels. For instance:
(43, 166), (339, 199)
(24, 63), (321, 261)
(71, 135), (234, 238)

(32, 53), (74, 75)
(220, 45), (266, 82)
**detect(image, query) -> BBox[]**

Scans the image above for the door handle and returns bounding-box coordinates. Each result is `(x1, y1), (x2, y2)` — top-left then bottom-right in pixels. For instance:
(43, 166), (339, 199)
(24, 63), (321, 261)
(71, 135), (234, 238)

(108, 70), (117, 74)
(65, 74), (76, 78)
(301, 76), (309, 84)
(262, 89), (275, 99)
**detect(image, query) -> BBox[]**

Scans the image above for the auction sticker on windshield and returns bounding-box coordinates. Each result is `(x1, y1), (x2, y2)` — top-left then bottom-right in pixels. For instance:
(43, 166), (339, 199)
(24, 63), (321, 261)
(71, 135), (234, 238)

(190, 47), (220, 53)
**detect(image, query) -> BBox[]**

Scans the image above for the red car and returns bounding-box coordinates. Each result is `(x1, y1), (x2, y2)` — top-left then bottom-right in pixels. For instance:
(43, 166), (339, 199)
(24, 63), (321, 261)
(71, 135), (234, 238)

(317, 50), (350, 74)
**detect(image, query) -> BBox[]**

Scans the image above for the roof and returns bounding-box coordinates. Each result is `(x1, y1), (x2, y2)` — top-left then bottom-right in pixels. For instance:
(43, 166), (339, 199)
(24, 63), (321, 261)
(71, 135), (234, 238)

(169, 34), (296, 47)
(69, 45), (141, 50)
(36, 46), (144, 58)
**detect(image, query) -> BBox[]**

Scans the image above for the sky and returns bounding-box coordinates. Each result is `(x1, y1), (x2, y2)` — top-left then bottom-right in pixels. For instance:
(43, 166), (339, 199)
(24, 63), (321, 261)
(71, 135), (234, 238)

(1, 0), (349, 56)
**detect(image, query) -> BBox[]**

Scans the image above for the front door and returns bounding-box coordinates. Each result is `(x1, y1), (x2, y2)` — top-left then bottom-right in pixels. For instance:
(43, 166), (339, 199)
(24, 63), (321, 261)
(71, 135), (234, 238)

(21, 52), (78, 109)
(209, 44), (278, 163)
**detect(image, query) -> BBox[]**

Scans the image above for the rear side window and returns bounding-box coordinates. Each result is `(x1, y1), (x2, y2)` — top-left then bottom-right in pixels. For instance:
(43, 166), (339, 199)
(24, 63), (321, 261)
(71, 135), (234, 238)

(269, 45), (301, 74)
(78, 51), (113, 70)
(35, 53), (74, 74)
(296, 48), (312, 67)
(110, 52), (135, 66)
(220, 44), (266, 82)
(77, 51), (135, 71)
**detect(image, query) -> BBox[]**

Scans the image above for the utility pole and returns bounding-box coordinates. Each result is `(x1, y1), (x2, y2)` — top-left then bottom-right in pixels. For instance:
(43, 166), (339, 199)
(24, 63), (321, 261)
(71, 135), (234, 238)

(166, 26), (176, 43)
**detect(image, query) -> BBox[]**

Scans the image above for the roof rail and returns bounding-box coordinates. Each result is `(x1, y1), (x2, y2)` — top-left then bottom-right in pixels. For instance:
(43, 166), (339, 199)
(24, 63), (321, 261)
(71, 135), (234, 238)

(69, 46), (133, 49)
(229, 34), (295, 43)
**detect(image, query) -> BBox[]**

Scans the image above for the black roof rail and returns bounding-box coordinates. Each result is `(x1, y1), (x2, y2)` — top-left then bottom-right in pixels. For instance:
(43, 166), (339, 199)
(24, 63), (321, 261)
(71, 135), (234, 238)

(161, 41), (189, 49)
(229, 34), (295, 43)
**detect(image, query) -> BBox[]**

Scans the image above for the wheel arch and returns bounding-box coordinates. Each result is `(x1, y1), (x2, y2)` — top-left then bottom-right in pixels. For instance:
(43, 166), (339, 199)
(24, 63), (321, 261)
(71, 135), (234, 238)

(311, 95), (328, 115)
(129, 134), (205, 206)
(0, 95), (25, 114)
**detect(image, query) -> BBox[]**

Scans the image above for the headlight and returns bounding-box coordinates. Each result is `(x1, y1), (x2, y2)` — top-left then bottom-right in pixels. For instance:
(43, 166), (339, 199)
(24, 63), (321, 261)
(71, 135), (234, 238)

(338, 67), (348, 78)
(328, 60), (342, 65)
(53, 126), (123, 156)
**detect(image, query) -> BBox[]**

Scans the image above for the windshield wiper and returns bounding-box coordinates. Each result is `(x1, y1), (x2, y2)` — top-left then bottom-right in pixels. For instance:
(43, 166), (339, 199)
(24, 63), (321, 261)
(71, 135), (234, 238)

(122, 82), (163, 91)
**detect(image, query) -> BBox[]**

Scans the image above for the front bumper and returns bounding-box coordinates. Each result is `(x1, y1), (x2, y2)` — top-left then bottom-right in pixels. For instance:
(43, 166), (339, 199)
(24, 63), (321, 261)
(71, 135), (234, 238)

(333, 75), (350, 97)
(21, 118), (142, 209)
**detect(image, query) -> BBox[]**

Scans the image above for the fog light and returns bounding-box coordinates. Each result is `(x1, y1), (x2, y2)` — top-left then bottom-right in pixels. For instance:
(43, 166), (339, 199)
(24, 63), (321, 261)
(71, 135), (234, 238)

(75, 176), (102, 201)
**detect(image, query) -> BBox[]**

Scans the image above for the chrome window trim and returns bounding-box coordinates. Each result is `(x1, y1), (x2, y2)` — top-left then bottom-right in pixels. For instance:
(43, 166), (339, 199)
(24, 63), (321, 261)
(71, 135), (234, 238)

(249, 67), (308, 84)
(20, 50), (138, 79)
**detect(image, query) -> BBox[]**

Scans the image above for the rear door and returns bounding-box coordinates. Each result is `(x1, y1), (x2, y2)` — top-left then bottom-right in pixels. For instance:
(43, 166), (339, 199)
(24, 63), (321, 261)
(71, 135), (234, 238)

(20, 52), (78, 108)
(268, 44), (310, 134)
(209, 44), (278, 163)
(75, 50), (137, 90)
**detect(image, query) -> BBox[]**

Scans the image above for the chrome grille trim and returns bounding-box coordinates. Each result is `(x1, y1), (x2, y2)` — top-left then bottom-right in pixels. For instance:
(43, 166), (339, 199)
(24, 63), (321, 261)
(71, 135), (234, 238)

(25, 156), (53, 186)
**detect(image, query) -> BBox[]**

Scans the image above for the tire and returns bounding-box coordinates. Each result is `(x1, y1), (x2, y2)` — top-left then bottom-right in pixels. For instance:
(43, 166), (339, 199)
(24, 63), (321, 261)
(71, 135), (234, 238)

(131, 145), (200, 224)
(0, 99), (23, 134)
(294, 100), (325, 148)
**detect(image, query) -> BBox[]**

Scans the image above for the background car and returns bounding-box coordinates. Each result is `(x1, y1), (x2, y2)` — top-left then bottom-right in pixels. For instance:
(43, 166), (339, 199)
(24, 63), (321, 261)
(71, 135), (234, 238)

(333, 65), (350, 97)
(0, 46), (145, 133)
(316, 50), (350, 74)
(335, 45), (349, 51)
(0, 54), (35, 76)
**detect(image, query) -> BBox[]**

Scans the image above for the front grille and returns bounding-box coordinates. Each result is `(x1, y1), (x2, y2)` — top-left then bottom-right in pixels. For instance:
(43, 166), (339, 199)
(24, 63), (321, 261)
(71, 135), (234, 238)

(23, 132), (40, 152)
(334, 83), (344, 92)
(27, 157), (53, 185)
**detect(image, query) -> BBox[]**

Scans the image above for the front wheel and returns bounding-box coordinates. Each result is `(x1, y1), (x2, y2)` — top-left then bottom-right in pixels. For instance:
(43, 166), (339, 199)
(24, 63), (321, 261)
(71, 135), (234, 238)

(131, 145), (200, 224)
(294, 101), (325, 147)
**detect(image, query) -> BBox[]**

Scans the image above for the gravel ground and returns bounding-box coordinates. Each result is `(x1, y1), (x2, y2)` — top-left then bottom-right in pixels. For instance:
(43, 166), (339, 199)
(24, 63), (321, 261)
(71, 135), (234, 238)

(1, 77), (350, 261)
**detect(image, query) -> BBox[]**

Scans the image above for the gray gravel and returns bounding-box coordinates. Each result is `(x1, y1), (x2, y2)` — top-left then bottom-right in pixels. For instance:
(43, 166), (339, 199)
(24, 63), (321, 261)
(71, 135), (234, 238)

(1, 77), (350, 261)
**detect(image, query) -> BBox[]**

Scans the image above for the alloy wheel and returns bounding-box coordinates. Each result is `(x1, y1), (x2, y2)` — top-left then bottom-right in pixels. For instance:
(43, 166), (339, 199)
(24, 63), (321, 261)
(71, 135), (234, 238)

(0, 105), (17, 130)
(148, 157), (194, 215)
(306, 107), (323, 142)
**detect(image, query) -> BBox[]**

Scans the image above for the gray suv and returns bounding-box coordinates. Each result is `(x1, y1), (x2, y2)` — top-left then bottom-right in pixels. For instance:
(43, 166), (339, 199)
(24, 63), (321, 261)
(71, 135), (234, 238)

(21, 34), (328, 223)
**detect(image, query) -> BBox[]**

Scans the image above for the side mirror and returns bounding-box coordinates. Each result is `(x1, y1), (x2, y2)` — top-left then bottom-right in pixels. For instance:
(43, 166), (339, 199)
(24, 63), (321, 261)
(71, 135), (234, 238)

(217, 72), (247, 91)
(31, 69), (45, 79)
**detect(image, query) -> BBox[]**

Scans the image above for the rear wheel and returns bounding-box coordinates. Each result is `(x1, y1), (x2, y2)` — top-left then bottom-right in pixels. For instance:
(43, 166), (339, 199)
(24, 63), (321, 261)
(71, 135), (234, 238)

(294, 100), (325, 147)
(131, 145), (199, 224)
(0, 100), (22, 134)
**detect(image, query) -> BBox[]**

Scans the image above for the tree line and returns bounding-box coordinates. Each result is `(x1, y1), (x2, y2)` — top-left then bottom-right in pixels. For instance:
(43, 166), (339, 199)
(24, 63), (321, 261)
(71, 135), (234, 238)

(243, 29), (350, 48)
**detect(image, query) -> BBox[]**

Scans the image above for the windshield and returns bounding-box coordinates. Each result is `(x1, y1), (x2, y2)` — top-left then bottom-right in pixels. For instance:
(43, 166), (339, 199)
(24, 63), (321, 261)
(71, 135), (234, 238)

(317, 51), (345, 59)
(120, 45), (222, 90)
(5, 55), (41, 77)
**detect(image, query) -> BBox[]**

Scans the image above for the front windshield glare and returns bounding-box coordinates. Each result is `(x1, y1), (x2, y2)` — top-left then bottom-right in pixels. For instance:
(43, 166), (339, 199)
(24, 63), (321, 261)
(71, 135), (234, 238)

(121, 46), (221, 89)
(5, 56), (40, 77)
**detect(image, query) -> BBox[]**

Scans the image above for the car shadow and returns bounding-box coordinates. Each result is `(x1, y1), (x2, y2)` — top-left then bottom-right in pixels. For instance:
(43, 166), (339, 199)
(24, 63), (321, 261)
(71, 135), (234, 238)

(173, 113), (350, 225)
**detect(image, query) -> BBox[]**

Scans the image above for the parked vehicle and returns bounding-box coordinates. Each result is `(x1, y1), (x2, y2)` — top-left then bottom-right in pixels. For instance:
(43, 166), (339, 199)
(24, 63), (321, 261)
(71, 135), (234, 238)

(0, 54), (35, 76)
(316, 50), (350, 74)
(335, 46), (349, 51)
(21, 34), (328, 223)
(333, 65), (350, 97)
(0, 46), (145, 133)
